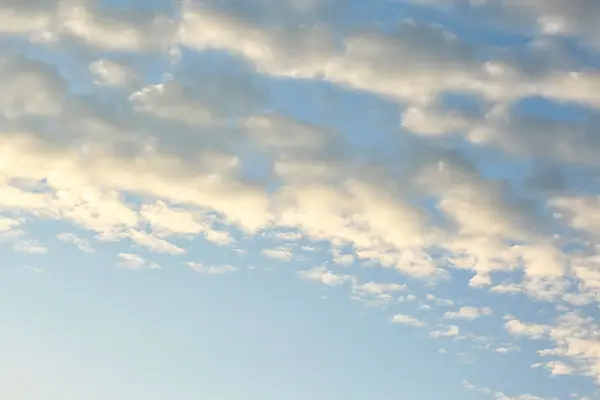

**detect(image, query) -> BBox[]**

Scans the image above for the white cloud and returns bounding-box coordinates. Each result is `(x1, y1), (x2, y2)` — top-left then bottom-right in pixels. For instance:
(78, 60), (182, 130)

(270, 231), (304, 241)
(444, 306), (493, 320)
(139, 201), (204, 236)
(117, 253), (161, 270)
(178, 1), (600, 120)
(430, 325), (461, 338)
(22, 265), (48, 274)
(0, 216), (22, 237)
(130, 81), (218, 126)
(138, 201), (234, 246)
(274, 180), (443, 278)
(533, 361), (575, 376)
(351, 281), (406, 306)
(550, 196), (600, 237)
(3, 2), (600, 394)
(297, 265), (355, 287)
(56, 232), (94, 253)
(469, 273), (492, 287)
(424, 294), (454, 307)
(390, 314), (425, 327)
(13, 240), (48, 254)
(495, 346), (520, 354)
(0, 1), (176, 53)
(505, 319), (550, 340)
(399, 294), (417, 303)
(0, 32), (579, 304)
(504, 313), (600, 383)
(261, 247), (294, 262)
(187, 262), (237, 275)
(331, 248), (355, 266)
(118, 230), (186, 255)
(463, 380), (548, 400)
(89, 60), (135, 87)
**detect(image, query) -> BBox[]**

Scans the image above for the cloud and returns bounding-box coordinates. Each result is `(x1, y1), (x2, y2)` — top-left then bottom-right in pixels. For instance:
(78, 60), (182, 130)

(351, 281), (406, 306)
(390, 314), (425, 327)
(98, 229), (186, 255)
(430, 325), (461, 339)
(297, 265), (355, 287)
(274, 180), (444, 278)
(0, 5), (580, 299)
(269, 231), (304, 241)
(444, 306), (493, 320)
(139, 201), (204, 236)
(129, 80), (218, 126)
(424, 294), (454, 307)
(0, 0), (177, 51)
(89, 59), (135, 87)
(408, 0), (600, 49)
(494, 346), (520, 354)
(21, 265), (48, 274)
(505, 319), (550, 340)
(550, 196), (600, 237)
(0, 56), (65, 118)
(504, 313), (600, 382)
(117, 253), (161, 270)
(0, 216), (22, 237)
(331, 248), (355, 266)
(500, 0), (600, 46)
(13, 240), (48, 254)
(533, 361), (575, 376)
(139, 201), (234, 246)
(2, 1), (600, 395)
(187, 262), (237, 275)
(463, 380), (549, 400)
(261, 247), (294, 262)
(56, 232), (94, 252)
(178, 1), (600, 120)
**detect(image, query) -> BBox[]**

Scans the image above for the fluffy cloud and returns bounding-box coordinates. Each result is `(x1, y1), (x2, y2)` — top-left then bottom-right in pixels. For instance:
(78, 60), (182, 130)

(297, 265), (355, 287)
(390, 314), (426, 327)
(0, 7), (590, 294)
(430, 325), (461, 339)
(0, 0), (176, 51)
(505, 313), (600, 382)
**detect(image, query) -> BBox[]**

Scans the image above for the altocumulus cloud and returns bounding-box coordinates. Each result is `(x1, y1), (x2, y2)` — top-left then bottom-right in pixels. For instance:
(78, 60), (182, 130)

(2, 0), (600, 399)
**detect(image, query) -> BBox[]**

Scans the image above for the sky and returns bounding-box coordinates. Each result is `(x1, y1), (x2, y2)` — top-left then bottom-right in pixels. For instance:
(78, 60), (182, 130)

(2, 0), (600, 399)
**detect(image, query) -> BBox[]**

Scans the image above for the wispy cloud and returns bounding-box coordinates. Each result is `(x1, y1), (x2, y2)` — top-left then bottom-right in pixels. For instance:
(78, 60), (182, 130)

(13, 240), (48, 254)
(117, 253), (161, 270)
(56, 233), (95, 253)
(390, 314), (425, 328)
(261, 247), (294, 262)
(187, 262), (237, 275)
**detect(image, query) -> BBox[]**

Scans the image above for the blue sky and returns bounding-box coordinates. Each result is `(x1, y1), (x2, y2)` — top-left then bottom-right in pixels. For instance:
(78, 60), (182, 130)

(1, 0), (600, 399)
